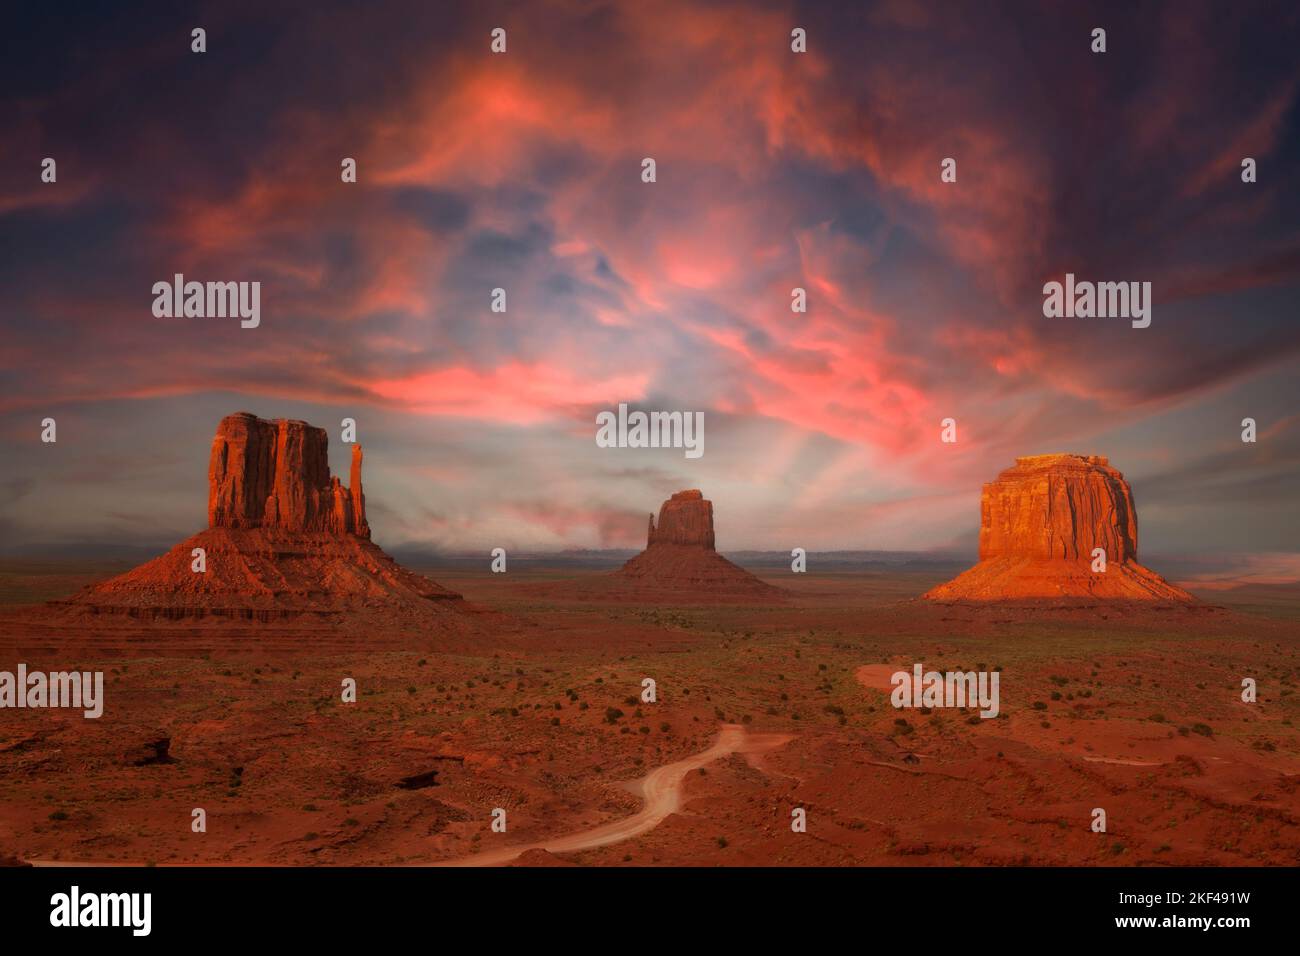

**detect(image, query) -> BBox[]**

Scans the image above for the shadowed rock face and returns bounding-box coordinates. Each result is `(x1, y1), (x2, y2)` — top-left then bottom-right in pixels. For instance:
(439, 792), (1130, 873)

(208, 412), (368, 538)
(646, 489), (715, 549)
(926, 454), (1194, 603)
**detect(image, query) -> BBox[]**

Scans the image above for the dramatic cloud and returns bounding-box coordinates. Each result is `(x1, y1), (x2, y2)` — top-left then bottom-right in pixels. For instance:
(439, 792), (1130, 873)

(2, 0), (1298, 556)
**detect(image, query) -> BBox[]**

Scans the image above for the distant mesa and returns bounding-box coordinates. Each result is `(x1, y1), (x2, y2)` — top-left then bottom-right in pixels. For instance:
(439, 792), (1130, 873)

(58, 412), (464, 621)
(614, 490), (783, 596)
(925, 454), (1195, 603)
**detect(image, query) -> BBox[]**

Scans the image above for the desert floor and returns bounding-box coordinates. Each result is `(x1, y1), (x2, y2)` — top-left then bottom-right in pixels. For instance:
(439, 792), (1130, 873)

(0, 561), (1297, 866)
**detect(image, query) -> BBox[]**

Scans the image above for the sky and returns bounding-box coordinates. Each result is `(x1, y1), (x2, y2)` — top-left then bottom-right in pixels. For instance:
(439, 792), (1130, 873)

(1, 0), (1298, 563)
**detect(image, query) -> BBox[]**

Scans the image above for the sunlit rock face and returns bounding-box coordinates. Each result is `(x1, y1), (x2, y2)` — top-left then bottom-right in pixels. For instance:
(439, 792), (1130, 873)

(926, 454), (1194, 602)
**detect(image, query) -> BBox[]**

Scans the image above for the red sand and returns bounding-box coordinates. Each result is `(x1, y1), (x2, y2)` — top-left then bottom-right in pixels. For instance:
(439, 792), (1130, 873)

(1, 566), (1296, 868)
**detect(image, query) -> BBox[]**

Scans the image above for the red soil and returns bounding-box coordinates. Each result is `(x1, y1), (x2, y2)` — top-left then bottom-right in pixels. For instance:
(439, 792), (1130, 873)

(1, 567), (1295, 868)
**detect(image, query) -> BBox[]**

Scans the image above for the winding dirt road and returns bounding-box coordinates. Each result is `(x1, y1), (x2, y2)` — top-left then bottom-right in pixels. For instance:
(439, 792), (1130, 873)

(429, 723), (794, 867)
(27, 724), (793, 867)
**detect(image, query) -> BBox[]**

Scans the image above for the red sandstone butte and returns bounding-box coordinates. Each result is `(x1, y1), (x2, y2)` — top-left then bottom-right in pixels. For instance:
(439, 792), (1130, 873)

(208, 412), (369, 537)
(646, 489), (716, 549)
(60, 413), (461, 620)
(615, 490), (781, 596)
(925, 454), (1194, 602)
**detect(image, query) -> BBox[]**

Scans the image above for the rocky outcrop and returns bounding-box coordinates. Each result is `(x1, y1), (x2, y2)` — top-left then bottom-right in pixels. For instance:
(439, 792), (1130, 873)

(926, 454), (1194, 603)
(978, 455), (1136, 562)
(61, 527), (464, 621)
(647, 490), (715, 549)
(615, 490), (782, 597)
(207, 412), (368, 537)
(60, 413), (463, 621)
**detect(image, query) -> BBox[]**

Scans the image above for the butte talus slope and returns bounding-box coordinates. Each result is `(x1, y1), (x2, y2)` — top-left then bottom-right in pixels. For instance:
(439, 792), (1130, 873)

(57, 412), (464, 621)
(925, 454), (1195, 603)
(614, 490), (783, 597)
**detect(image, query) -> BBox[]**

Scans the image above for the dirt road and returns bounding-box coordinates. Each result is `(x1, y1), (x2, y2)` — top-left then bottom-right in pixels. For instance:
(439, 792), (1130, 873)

(27, 723), (793, 868)
(428, 723), (794, 866)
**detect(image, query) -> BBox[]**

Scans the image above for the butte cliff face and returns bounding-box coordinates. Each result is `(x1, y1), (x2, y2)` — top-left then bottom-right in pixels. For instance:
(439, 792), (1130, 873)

(61, 413), (462, 621)
(646, 489), (716, 549)
(208, 412), (369, 537)
(925, 454), (1194, 602)
(615, 490), (782, 597)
